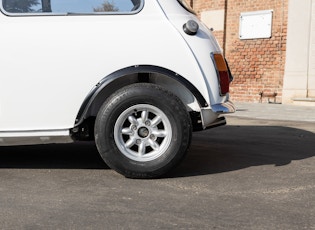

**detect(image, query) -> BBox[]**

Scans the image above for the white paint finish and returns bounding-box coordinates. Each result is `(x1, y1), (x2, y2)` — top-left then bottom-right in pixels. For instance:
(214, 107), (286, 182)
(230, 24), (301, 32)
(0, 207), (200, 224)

(308, 0), (315, 94)
(0, 2), (201, 130)
(157, 0), (226, 107)
(0, 0), (232, 142)
(283, 0), (313, 102)
(201, 10), (225, 31)
(239, 10), (273, 40)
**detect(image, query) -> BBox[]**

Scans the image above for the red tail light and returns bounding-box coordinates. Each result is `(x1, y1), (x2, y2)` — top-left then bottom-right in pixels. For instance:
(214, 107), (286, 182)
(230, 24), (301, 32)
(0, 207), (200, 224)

(211, 53), (231, 96)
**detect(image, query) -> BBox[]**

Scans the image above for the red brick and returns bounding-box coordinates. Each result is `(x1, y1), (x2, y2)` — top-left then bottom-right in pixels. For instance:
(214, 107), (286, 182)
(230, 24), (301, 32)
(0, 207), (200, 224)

(193, 0), (288, 102)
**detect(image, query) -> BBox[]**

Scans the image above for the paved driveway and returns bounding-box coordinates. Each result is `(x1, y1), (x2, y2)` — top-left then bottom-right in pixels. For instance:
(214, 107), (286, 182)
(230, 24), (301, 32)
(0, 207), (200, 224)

(0, 117), (314, 229)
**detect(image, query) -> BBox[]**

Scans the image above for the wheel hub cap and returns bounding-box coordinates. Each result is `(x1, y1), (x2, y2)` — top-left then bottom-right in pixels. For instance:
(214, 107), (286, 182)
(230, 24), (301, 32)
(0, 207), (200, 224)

(138, 127), (149, 138)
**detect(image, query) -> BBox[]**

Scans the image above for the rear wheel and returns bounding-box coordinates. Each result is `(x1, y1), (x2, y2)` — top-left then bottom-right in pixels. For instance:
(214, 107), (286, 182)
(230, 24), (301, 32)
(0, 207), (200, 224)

(94, 83), (192, 179)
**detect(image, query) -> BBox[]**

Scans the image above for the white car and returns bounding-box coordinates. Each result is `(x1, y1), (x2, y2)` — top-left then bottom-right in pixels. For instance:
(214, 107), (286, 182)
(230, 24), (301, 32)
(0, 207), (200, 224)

(0, 0), (235, 178)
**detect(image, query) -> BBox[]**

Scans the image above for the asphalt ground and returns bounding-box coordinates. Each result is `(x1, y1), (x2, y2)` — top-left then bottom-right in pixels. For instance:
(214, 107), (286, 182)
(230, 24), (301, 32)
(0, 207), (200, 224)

(0, 111), (314, 229)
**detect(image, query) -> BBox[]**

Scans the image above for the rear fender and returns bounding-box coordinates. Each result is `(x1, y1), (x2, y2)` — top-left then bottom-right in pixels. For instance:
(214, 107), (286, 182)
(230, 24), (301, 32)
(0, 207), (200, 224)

(75, 65), (208, 126)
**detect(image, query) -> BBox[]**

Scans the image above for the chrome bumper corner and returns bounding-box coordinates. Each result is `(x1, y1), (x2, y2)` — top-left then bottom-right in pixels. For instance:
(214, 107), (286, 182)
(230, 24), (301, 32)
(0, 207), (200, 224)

(211, 101), (235, 114)
(199, 101), (235, 130)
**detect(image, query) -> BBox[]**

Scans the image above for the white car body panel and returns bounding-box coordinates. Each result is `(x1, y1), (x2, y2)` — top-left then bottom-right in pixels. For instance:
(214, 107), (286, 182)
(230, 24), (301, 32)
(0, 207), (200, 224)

(0, 0), (234, 144)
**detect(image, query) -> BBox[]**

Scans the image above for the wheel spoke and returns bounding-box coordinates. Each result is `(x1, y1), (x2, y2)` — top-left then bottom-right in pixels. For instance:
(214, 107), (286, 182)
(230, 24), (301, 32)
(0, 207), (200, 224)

(151, 115), (161, 127)
(125, 138), (136, 148)
(148, 139), (160, 151)
(152, 130), (167, 137)
(128, 115), (138, 126)
(138, 142), (146, 156)
(141, 110), (148, 123)
(122, 128), (133, 135)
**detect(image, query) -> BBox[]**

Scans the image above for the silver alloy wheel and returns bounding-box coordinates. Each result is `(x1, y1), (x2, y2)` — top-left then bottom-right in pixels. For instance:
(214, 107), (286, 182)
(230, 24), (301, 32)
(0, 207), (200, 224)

(114, 104), (172, 162)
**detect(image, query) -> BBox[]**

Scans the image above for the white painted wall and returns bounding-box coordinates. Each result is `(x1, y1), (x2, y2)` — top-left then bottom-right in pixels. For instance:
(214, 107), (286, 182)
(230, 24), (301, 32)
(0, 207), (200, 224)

(308, 1), (315, 98)
(283, 0), (315, 104)
(201, 10), (225, 31)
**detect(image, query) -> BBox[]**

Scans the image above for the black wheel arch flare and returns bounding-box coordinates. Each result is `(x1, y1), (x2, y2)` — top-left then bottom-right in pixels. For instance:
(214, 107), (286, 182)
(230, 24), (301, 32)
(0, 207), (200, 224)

(75, 65), (208, 126)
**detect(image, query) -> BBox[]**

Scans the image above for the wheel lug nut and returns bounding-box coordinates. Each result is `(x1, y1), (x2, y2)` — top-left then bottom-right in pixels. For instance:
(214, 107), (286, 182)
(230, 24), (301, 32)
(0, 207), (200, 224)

(136, 139), (141, 145)
(150, 134), (155, 140)
(132, 125), (137, 131)
(145, 121), (151, 126)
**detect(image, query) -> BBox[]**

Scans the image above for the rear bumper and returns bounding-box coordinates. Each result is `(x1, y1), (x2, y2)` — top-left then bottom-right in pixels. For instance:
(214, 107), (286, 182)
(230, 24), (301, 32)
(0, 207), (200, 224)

(211, 100), (236, 114)
(199, 100), (235, 130)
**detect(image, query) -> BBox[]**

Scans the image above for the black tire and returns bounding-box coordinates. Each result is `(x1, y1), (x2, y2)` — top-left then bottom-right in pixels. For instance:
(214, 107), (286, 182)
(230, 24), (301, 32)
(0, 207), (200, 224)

(94, 83), (192, 179)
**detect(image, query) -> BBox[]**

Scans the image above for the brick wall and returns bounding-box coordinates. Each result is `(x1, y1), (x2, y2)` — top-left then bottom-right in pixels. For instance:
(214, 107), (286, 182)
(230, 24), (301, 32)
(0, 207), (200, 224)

(193, 0), (288, 103)
(193, 0), (226, 50)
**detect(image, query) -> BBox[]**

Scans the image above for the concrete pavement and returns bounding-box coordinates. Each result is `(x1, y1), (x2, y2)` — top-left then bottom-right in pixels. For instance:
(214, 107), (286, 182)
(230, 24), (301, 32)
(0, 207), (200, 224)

(228, 102), (315, 122)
